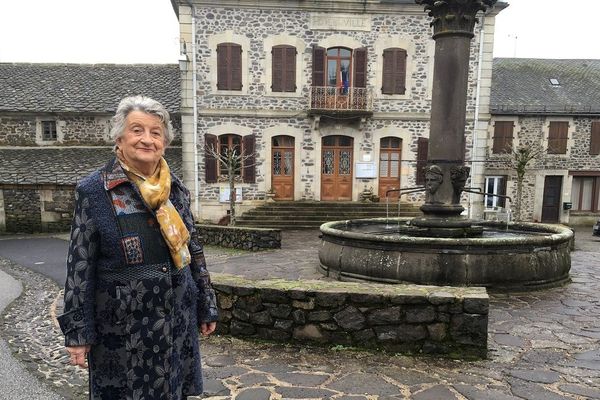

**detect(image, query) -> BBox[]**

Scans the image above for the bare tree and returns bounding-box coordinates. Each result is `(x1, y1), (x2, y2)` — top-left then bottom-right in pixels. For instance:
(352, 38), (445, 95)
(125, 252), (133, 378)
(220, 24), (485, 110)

(509, 144), (542, 221)
(205, 145), (254, 226)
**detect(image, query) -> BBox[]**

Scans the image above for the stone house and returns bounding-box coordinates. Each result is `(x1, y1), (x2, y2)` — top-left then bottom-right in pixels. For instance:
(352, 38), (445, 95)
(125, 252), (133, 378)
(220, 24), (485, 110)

(486, 58), (600, 225)
(173, 0), (506, 222)
(0, 63), (181, 232)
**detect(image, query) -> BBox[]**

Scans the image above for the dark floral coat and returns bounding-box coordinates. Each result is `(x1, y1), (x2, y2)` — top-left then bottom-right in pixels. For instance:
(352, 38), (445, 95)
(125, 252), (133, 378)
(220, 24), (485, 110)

(57, 158), (219, 400)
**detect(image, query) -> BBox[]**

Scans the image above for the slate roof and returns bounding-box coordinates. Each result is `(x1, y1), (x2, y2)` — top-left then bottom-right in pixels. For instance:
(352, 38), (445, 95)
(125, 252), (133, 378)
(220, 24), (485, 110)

(491, 58), (600, 115)
(0, 63), (180, 114)
(0, 147), (182, 185)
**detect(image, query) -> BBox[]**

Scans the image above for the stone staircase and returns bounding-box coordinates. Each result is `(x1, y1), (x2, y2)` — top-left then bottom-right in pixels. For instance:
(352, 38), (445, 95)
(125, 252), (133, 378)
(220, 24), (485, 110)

(236, 201), (422, 229)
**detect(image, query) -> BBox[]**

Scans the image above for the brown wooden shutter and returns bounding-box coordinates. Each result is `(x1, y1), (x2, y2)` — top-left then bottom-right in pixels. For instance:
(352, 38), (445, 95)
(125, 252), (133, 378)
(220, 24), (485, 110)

(242, 135), (256, 183)
(382, 48), (407, 95)
(272, 46), (284, 92)
(284, 46), (297, 92)
(382, 49), (395, 94)
(216, 43), (242, 91)
(548, 121), (568, 154)
(591, 121), (600, 155)
(205, 134), (218, 183)
(353, 47), (367, 88)
(312, 46), (326, 87)
(216, 43), (228, 90)
(230, 44), (242, 90)
(416, 137), (429, 185)
(492, 121), (514, 154)
(395, 49), (407, 95)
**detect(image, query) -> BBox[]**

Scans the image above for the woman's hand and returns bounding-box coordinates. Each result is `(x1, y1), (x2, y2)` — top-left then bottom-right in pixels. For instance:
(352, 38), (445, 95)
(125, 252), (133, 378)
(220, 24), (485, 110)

(200, 321), (217, 336)
(66, 345), (91, 369)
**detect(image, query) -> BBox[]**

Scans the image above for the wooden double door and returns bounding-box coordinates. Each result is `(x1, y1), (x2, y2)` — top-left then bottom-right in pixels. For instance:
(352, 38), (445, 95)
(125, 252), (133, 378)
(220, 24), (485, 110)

(321, 135), (353, 201)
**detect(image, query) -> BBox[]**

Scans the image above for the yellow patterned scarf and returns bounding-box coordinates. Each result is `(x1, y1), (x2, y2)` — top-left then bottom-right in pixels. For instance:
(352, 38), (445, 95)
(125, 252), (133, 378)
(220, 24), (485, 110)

(118, 156), (191, 269)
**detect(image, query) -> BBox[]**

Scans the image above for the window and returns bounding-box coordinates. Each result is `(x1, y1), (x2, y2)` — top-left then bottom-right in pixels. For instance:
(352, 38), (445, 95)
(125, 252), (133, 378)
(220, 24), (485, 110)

(271, 45), (297, 92)
(591, 121), (600, 155)
(415, 137), (428, 185)
(219, 134), (242, 177)
(204, 133), (255, 184)
(484, 176), (507, 209)
(571, 176), (600, 212)
(382, 48), (407, 95)
(42, 121), (57, 141)
(547, 121), (569, 154)
(217, 43), (242, 91)
(379, 137), (401, 178)
(492, 121), (514, 154)
(312, 46), (367, 89)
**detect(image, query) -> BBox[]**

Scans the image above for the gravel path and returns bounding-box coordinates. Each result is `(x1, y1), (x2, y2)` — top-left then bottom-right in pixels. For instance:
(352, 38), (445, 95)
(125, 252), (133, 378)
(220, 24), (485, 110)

(0, 268), (65, 400)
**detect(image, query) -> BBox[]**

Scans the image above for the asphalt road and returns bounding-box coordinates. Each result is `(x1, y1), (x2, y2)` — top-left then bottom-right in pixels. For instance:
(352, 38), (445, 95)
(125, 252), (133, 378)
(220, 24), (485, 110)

(0, 238), (68, 285)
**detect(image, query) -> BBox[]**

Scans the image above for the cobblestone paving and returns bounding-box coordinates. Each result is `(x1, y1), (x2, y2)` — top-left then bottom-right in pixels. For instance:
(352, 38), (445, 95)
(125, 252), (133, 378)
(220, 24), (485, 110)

(0, 229), (599, 399)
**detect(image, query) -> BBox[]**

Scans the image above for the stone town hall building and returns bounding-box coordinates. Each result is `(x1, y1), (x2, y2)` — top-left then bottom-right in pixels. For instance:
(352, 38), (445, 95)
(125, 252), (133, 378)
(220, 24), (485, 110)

(174, 0), (505, 221)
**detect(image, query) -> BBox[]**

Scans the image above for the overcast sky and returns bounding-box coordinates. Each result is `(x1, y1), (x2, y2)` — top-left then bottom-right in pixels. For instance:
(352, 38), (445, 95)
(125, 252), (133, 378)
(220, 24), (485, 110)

(0, 0), (599, 64)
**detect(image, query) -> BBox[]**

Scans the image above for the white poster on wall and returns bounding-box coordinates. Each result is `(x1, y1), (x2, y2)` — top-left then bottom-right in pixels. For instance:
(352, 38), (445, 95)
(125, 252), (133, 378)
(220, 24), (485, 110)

(219, 187), (243, 203)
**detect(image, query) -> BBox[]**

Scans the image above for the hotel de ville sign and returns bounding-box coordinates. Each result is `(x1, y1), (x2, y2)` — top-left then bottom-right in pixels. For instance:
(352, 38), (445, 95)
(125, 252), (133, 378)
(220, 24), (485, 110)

(309, 13), (372, 31)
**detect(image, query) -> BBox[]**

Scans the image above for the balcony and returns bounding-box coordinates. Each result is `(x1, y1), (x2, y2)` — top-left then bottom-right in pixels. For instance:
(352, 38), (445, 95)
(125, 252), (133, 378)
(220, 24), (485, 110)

(309, 86), (373, 116)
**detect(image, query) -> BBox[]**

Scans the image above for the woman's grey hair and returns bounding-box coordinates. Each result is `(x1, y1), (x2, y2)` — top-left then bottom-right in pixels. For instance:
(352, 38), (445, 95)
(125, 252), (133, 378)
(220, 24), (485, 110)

(110, 95), (174, 149)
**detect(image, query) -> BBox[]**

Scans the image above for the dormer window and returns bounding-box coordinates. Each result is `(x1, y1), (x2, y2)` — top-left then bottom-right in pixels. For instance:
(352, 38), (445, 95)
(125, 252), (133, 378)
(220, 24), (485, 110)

(549, 78), (560, 86)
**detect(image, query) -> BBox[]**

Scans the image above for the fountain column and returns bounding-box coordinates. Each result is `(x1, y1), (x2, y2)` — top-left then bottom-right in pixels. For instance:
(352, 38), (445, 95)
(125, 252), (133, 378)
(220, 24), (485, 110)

(412, 0), (497, 236)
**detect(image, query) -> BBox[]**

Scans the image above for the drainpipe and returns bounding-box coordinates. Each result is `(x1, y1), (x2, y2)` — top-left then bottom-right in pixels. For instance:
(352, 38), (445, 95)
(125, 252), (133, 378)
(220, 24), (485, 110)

(185, 0), (199, 216)
(469, 15), (486, 219)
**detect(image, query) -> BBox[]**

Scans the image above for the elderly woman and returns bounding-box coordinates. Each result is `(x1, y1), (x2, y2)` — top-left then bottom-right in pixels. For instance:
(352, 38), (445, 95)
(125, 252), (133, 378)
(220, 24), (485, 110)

(57, 95), (218, 400)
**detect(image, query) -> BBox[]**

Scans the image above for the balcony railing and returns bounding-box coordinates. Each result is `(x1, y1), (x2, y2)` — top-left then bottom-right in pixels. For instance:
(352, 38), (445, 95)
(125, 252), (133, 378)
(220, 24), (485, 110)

(310, 86), (373, 114)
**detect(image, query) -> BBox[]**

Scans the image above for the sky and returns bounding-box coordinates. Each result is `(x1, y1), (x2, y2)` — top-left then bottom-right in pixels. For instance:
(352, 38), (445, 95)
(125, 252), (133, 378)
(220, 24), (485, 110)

(0, 0), (599, 64)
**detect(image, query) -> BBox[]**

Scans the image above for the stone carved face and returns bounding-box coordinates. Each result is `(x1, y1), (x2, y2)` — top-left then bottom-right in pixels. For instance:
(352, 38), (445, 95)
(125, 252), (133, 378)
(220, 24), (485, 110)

(450, 166), (470, 190)
(424, 165), (443, 194)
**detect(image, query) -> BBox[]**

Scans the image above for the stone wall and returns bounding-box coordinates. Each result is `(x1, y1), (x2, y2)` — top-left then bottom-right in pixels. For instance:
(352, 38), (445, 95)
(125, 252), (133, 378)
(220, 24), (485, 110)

(3, 187), (42, 233)
(212, 273), (489, 358)
(0, 185), (75, 233)
(197, 224), (281, 251)
(0, 113), (182, 146)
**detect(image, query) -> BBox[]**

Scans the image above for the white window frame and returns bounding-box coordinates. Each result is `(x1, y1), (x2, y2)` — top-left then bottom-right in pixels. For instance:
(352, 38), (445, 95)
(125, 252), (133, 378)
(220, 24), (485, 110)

(484, 176), (506, 210)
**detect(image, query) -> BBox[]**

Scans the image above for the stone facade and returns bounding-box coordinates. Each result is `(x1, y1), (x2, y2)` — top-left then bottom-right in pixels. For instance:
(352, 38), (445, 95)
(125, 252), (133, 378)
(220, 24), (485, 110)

(485, 115), (600, 224)
(212, 273), (489, 358)
(177, 0), (502, 222)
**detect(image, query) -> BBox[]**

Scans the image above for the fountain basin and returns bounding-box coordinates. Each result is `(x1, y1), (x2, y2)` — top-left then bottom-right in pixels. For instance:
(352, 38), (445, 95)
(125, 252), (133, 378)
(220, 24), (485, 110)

(319, 218), (573, 291)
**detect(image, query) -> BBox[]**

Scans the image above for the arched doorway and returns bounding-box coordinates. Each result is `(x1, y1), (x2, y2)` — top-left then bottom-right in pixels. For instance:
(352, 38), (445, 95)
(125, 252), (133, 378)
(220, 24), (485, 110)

(321, 135), (353, 201)
(378, 137), (402, 199)
(271, 135), (294, 200)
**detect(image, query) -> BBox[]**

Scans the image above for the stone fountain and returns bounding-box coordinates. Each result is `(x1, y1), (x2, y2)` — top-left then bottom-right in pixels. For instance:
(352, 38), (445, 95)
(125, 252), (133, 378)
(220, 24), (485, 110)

(318, 0), (572, 291)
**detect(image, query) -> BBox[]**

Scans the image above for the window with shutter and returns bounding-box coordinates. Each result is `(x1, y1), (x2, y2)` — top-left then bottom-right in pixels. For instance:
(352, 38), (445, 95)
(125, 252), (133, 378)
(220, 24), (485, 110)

(591, 121), (600, 155)
(353, 47), (367, 88)
(416, 137), (429, 185)
(312, 46), (326, 87)
(205, 134), (218, 183)
(492, 121), (514, 154)
(382, 48), (407, 95)
(217, 43), (242, 91)
(272, 45), (297, 92)
(548, 121), (568, 154)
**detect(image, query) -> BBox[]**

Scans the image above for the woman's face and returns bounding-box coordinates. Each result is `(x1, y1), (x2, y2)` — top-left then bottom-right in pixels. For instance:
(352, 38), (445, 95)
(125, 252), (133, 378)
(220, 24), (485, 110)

(116, 110), (166, 174)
